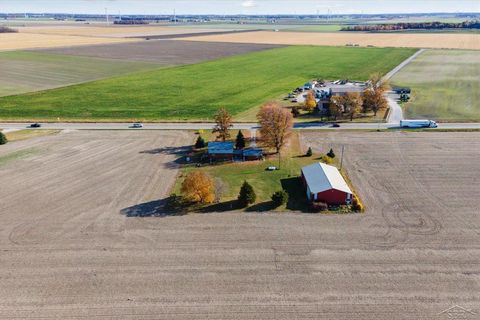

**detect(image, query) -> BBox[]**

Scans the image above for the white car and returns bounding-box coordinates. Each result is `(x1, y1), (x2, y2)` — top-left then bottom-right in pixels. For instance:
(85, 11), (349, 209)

(130, 123), (143, 128)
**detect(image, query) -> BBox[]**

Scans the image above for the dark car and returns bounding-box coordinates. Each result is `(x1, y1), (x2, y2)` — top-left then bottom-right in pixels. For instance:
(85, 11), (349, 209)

(130, 123), (143, 128)
(331, 123), (340, 128)
(30, 123), (42, 128)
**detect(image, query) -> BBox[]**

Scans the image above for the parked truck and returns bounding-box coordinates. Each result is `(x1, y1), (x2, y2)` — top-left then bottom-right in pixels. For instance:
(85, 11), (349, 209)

(400, 120), (438, 128)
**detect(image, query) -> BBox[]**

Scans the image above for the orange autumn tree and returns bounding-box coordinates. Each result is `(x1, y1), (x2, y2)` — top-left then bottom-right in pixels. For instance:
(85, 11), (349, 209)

(181, 171), (215, 204)
(212, 107), (233, 141)
(304, 90), (317, 113)
(257, 101), (293, 154)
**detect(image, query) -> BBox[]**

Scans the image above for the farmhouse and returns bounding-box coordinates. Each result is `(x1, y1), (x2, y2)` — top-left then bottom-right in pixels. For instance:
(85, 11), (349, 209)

(208, 142), (263, 162)
(208, 141), (234, 161)
(301, 162), (353, 205)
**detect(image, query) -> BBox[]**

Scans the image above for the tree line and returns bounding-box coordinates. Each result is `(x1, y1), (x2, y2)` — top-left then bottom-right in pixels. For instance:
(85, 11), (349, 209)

(341, 20), (480, 32)
(0, 26), (17, 33)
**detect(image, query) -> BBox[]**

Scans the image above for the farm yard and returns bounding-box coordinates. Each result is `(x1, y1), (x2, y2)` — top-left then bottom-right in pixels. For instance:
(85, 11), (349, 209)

(174, 132), (321, 211)
(0, 130), (479, 318)
(0, 46), (415, 121)
(0, 51), (158, 97)
(391, 49), (480, 122)
(180, 30), (480, 50)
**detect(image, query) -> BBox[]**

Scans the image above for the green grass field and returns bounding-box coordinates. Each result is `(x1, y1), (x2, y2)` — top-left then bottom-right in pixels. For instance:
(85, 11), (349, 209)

(392, 50), (480, 122)
(0, 46), (415, 121)
(0, 51), (159, 97)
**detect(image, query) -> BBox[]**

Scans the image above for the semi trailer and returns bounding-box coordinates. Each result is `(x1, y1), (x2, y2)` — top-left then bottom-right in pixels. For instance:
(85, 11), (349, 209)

(400, 120), (438, 128)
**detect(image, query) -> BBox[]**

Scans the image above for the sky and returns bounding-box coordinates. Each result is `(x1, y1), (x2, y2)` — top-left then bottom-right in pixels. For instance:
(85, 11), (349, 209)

(0, 0), (479, 15)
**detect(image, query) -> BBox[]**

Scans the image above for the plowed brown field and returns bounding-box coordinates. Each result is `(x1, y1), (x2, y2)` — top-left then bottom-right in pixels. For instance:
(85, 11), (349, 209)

(0, 131), (478, 319)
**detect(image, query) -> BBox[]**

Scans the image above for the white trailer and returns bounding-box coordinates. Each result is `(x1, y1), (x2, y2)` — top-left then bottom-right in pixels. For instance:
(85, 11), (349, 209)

(400, 120), (438, 128)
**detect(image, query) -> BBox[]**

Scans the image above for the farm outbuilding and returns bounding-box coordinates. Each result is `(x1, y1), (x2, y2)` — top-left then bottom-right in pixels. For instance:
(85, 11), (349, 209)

(242, 148), (263, 161)
(301, 162), (353, 205)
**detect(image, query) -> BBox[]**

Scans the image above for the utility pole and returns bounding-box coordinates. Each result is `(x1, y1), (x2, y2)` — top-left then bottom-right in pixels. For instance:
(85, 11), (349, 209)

(340, 145), (345, 171)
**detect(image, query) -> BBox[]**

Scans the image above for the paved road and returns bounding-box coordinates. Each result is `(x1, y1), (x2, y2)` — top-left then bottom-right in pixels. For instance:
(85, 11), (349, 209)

(383, 49), (426, 123)
(382, 48), (426, 82)
(2, 122), (480, 131)
(386, 93), (404, 124)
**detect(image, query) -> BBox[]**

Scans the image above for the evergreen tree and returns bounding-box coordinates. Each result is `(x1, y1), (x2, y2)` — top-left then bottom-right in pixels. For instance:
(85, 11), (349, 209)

(306, 147), (313, 157)
(238, 181), (256, 207)
(235, 130), (245, 149)
(195, 135), (206, 149)
(327, 148), (335, 158)
(271, 190), (288, 207)
(0, 132), (7, 145)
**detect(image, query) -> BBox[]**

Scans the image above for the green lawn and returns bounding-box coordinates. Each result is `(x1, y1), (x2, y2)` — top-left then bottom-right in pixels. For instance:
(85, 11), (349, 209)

(0, 51), (159, 97)
(0, 46), (416, 121)
(392, 50), (480, 122)
(176, 133), (317, 211)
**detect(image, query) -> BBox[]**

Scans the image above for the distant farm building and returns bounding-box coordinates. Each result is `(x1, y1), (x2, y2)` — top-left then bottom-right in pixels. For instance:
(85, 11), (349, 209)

(208, 142), (263, 162)
(311, 80), (367, 111)
(301, 162), (353, 205)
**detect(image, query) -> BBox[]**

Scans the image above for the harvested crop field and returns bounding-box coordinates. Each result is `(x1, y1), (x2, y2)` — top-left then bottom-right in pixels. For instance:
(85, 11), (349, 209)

(0, 51), (158, 97)
(0, 130), (479, 319)
(36, 40), (284, 64)
(391, 49), (480, 122)
(0, 33), (135, 52)
(181, 30), (480, 50)
(18, 25), (233, 38)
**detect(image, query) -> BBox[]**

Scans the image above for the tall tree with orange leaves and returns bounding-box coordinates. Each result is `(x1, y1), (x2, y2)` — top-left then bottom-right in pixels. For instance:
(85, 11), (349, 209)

(304, 90), (317, 113)
(181, 171), (215, 204)
(256, 102), (293, 154)
(212, 107), (233, 141)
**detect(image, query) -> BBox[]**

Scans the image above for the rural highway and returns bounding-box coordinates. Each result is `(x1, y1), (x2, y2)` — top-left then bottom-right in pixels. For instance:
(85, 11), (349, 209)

(2, 122), (480, 131)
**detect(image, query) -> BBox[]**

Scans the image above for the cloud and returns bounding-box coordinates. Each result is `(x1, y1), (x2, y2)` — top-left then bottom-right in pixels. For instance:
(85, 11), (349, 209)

(241, 0), (256, 8)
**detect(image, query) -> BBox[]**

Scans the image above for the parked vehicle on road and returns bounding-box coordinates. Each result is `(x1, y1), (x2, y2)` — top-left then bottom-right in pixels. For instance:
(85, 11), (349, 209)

(400, 120), (437, 128)
(130, 123), (143, 128)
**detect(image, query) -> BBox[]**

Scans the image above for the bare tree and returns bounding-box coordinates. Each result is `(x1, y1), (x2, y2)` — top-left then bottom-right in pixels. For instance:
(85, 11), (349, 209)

(212, 108), (233, 141)
(368, 72), (390, 93)
(256, 102), (293, 154)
